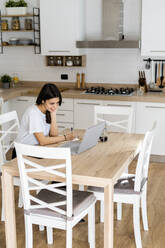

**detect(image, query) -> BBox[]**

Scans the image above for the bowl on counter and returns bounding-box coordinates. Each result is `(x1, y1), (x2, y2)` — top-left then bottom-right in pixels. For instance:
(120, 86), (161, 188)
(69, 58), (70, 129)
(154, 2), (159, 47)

(17, 38), (33, 45)
(9, 38), (19, 45)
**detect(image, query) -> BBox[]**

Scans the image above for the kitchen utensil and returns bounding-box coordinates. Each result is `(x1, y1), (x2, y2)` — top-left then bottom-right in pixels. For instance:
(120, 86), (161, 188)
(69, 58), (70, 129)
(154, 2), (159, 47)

(145, 58), (152, 70)
(155, 62), (157, 84)
(156, 63), (161, 86)
(159, 62), (164, 88)
(138, 71), (148, 93)
(163, 63), (165, 85)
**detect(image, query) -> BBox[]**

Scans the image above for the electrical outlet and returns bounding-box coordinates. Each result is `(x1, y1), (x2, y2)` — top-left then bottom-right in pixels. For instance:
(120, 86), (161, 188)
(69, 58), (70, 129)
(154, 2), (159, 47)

(61, 74), (68, 80)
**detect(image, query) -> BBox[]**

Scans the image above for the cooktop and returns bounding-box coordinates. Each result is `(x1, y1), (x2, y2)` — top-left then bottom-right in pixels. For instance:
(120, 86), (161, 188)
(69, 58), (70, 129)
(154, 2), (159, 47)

(84, 87), (134, 96)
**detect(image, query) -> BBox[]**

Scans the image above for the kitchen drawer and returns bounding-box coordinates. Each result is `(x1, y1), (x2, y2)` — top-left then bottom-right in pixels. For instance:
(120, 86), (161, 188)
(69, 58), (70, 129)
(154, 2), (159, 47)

(60, 98), (73, 111)
(56, 110), (73, 123)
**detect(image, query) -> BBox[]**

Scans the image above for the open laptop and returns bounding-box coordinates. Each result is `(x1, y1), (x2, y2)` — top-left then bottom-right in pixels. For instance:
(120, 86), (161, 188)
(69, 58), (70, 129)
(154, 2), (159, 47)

(60, 122), (105, 155)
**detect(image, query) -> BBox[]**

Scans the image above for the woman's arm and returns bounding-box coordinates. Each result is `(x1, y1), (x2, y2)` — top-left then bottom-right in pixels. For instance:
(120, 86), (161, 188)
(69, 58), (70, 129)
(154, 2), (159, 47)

(34, 132), (74, 146)
(49, 111), (58, 137)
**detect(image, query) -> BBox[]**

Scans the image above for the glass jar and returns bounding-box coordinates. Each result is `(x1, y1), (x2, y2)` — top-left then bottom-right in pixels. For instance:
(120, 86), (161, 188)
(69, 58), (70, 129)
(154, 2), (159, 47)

(66, 56), (73, 66)
(11, 17), (20, 30)
(55, 56), (63, 66)
(74, 56), (81, 66)
(1, 20), (8, 31)
(48, 56), (55, 66)
(25, 19), (32, 30)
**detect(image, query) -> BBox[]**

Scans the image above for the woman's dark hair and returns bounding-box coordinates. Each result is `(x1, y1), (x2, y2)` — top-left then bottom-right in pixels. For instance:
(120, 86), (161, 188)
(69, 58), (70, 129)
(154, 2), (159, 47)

(36, 83), (62, 124)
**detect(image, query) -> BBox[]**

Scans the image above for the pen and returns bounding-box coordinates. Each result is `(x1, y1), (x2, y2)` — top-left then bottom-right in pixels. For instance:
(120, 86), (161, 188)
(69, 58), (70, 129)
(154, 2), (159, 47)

(71, 127), (73, 132)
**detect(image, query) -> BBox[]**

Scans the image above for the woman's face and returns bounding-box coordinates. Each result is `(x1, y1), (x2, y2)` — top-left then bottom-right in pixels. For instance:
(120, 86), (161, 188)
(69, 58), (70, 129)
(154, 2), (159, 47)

(43, 97), (60, 112)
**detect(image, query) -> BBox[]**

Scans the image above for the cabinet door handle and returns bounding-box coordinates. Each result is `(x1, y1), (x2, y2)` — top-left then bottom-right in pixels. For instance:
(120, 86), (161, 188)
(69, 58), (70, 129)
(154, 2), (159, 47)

(77, 103), (100, 106)
(150, 50), (165, 53)
(106, 104), (131, 107)
(145, 106), (165, 109)
(48, 50), (70, 53)
(58, 125), (65, 128)
(57, 113), (65, 116)
(17, 99), (29, 102)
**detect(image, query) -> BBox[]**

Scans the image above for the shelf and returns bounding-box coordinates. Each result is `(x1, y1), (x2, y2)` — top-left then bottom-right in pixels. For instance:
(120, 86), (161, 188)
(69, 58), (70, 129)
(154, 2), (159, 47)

(0, 8), (41, 54)
(2, 29), (33, 32)
(1, 44), (39, 47)
(46, 55), (86, 67)
(76, 40), (140, 49)
(1, 14), (33, 17)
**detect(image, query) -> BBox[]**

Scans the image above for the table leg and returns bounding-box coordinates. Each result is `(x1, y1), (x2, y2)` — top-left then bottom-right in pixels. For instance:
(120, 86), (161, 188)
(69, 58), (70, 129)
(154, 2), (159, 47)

(2, 170), (17, 248)
(104, 181), (114, 248)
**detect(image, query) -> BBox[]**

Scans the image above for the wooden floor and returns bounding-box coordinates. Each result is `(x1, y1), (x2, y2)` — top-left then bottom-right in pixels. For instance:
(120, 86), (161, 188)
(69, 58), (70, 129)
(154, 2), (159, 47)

(0, 161), (165, 248)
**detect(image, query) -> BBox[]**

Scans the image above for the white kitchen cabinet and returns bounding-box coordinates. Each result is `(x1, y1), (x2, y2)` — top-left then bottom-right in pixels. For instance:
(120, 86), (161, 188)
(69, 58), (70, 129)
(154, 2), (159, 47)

(40, 0), (85, 56)
(136, 102), (165, 155)
(57, 98), (74, 132)
(10, 96), (36, 122)
(103, 100), (136, 133)
(141, 0), (165, 56)
(74, 99), (102, 129)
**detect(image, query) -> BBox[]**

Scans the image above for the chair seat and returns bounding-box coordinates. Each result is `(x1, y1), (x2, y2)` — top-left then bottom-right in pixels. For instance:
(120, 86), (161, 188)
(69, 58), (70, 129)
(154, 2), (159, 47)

(88, 174), (147, 195)
(25, 189), (96, 220)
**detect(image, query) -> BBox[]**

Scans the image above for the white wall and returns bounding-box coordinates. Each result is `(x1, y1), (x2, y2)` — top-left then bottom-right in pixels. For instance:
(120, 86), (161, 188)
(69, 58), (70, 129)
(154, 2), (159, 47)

(0, 0), (148, 84)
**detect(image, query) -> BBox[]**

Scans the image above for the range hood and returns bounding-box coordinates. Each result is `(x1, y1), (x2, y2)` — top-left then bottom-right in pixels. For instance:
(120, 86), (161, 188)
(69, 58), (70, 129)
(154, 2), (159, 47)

(76, 0), (139, 49)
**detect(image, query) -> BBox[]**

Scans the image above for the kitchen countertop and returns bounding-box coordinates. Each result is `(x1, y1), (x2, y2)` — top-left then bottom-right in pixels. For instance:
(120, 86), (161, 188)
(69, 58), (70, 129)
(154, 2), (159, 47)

(1, 85), (165, 103)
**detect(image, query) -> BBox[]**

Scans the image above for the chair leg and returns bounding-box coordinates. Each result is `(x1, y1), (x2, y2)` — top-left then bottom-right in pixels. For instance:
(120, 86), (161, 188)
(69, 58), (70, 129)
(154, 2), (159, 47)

(133, 201), (142, 248)
(39, 225), (45, 231)
(25, 215), (33, 248)
(141, 188), (149, 231)
(88, 205), (95, 248)
(117, 203), (122, 220)
(1, 186), (5, 221)
(79, 185), (84, 191)
(66, 221), (72, 248)
(100, 200), (104, 223)
(18, 187), (23, 208)
(46, 227), (53, 245)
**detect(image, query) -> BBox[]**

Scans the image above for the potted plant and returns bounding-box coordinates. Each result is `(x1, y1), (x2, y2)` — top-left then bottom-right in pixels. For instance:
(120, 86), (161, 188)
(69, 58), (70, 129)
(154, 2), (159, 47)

(1, 74), (12, 89)
(5, 0), (28, 15)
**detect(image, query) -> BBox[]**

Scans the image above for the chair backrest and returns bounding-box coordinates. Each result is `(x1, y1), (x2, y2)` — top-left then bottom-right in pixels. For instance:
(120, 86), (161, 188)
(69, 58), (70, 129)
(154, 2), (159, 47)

(14, 142), (73, 219)
(0, 111), (19, 169)
(94, 105), (134, 133)
(134, 122), (156, 192)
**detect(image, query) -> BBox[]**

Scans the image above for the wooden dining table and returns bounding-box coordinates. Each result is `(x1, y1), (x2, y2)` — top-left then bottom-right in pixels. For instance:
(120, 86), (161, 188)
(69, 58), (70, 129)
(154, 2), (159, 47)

(1, 131), (144, 248)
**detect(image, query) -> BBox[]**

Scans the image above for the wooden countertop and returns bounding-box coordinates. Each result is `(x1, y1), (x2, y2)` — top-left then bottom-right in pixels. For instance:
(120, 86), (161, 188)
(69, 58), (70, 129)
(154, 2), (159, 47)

(1, 86), (165, 103)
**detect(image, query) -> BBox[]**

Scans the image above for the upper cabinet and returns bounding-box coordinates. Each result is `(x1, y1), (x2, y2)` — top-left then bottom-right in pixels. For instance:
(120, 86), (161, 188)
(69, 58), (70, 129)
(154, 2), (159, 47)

(40, 0), (85, 56)
(141, 0), (165, 56)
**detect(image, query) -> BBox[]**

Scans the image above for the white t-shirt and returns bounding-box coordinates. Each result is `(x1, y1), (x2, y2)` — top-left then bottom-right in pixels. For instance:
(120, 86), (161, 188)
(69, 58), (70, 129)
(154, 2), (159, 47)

(16, 105), (50, 145)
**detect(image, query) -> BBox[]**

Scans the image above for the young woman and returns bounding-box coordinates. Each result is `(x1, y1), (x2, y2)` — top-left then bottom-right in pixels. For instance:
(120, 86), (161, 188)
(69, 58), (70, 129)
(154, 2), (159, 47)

(12, 83), (74, 158)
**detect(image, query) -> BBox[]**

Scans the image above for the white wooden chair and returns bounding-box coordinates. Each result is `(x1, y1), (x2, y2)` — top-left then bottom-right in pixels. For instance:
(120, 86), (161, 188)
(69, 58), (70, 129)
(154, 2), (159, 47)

(88, 105), (134, 222)
(14, 142), (96, 248)
(0, 111), (23, 221)
(88, 122), (156, 248)
(94, 105), (133, 133)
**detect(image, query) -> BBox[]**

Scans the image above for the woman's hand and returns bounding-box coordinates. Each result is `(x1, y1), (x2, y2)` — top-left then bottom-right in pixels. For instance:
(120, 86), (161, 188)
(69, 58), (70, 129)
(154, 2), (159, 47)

(65, 132), (75, 141)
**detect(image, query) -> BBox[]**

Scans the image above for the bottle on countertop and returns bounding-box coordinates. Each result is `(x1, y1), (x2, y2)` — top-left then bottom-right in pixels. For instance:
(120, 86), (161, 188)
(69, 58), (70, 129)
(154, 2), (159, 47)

(81, 73), (86, 89)
(76, 73), (81, 89)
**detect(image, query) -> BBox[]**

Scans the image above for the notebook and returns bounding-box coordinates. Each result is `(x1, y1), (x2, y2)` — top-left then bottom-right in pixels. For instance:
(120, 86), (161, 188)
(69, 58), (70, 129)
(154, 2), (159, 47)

(60, 122), (105, 155)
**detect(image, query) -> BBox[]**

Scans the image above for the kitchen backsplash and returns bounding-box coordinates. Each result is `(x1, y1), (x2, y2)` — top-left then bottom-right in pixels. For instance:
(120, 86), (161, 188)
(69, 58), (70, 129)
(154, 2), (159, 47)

(0, 0), (152, 85)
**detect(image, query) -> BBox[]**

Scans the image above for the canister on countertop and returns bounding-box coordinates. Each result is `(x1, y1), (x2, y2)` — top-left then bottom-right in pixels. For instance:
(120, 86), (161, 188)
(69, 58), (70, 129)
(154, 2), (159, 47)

(76, 73), (81, 89)
(81, 73), (86, 89)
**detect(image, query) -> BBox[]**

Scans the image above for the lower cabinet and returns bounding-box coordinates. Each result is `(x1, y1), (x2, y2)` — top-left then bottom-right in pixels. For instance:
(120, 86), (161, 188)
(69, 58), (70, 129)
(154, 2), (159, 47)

(10, 96), (36, 122)
(57, 98), (74, 132)
(136, 102), (165, 155)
